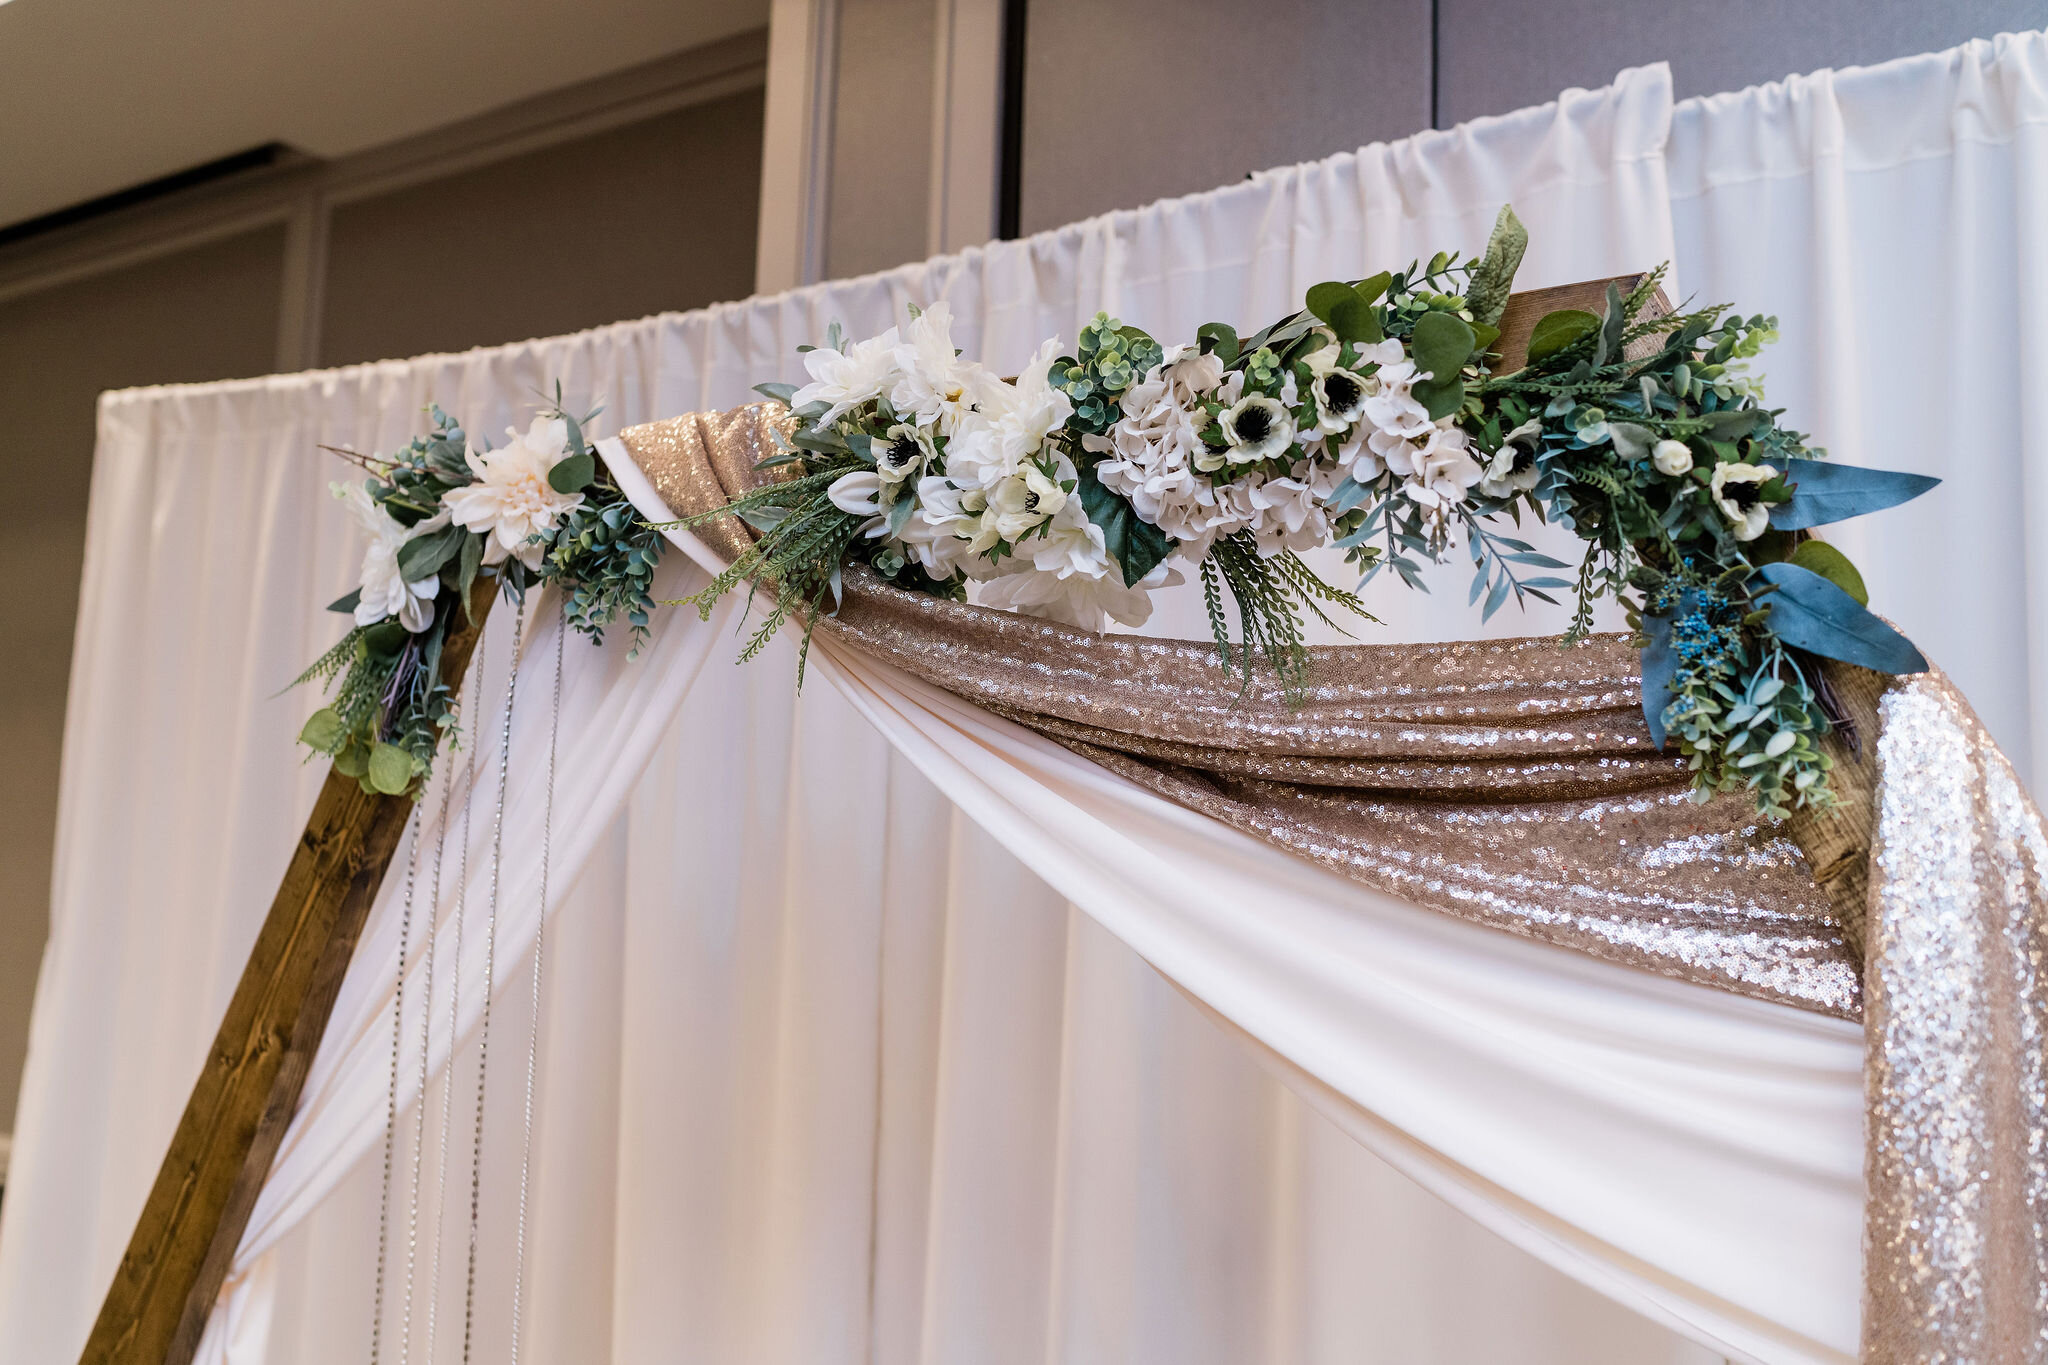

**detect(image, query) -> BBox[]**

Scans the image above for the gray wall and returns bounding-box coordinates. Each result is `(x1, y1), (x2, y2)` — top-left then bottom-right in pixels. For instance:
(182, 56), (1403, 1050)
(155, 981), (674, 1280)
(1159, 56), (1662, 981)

(0, 228), (288, 1134)
(0, 64), (764, 1136)
(1018, 0), (2048, 233)
(323, 89), (763, 366)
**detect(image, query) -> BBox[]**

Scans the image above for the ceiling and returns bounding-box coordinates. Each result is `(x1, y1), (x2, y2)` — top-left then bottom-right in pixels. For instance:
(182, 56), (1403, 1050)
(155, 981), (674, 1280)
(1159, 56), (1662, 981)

(0, 0), (770, 229)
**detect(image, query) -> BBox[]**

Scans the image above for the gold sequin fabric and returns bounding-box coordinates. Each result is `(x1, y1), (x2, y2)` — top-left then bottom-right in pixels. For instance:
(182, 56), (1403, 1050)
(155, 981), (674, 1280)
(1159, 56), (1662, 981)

(619, 406), (1858, 1020)
(1863, 673), (2048, 1363)
(619, 401), (2048, 1359)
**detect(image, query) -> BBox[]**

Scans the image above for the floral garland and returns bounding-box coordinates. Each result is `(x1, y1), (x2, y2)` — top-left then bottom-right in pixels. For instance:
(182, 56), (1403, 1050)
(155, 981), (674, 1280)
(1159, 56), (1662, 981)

(294, 393), (664, 795)
(664, 206), (1937, 817)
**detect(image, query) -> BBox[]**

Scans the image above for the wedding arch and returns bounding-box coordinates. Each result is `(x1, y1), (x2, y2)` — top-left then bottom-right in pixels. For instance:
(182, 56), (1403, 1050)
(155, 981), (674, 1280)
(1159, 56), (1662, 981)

(11, 41), (2048, 1365)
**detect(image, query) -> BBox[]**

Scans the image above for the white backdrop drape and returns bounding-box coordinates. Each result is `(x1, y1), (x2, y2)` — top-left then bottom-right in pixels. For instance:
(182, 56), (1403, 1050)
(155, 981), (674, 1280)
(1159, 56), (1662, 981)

(3, 31), (2044, 1365)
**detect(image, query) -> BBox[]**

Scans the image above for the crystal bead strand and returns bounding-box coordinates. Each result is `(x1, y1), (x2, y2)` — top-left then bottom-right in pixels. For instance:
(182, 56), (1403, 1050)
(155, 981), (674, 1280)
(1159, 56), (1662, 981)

(401, 690), (462, 1365)
(369, 807), (423, 1364)
(425, 620), (483, 1364)
(462, 599), (524, 1365)
(507, 601), (563, 1364)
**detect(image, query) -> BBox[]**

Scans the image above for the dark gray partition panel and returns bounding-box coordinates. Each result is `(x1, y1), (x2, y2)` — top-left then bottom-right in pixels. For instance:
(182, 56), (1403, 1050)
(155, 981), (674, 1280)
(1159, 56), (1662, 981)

(0, 227), (286, 1132)
(320, 88), (764, 368)
(1436, 0), (2048, 127)
(1017, 0), (1432, 237)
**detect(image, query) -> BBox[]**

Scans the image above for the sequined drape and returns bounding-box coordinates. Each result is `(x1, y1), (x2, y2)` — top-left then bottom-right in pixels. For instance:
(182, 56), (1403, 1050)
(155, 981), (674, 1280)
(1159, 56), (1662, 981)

(616, 402), (2048, 1362)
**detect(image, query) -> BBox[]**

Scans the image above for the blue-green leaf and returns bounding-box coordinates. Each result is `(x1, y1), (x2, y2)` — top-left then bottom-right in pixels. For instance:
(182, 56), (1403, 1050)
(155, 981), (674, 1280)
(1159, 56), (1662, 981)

(1753, 562), (1927, 673)
(1767, 459), (1939, 530)
(327, 588), (362, 615)
(1637, 598), (1685, 748)
(753, 381), (801, 406)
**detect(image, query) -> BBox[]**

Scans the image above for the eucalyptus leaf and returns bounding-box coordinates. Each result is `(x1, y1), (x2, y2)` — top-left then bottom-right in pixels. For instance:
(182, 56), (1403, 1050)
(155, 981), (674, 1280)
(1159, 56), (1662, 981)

(367, 742), (414, 796)
(1409, 311), (1477, 383)
(1076, 463), (1173, 586)
(327, 588), (362, 615)
(333, 743), (369, 779)
(1325, 475), (1372, 515)
(1753, 562), (1927, 673)
(298, 707), (344, 752)
(1525, 309), (1600, 364)
(548, 449), (596, 495)
(886, 493), (916, 538)
(752, 381), (801, 406)
(1767, 459), (1940, 531)
(1637, 594), (1690, 748)
(1411, 376), (1464, 421)
(1303, 284), (1373, 343)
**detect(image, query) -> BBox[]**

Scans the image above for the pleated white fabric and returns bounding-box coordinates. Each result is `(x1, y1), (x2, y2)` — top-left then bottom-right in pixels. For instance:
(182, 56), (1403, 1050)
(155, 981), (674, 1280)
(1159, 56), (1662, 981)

(1668, 28), (2048, 792)
(7, 35), (2042, 1362)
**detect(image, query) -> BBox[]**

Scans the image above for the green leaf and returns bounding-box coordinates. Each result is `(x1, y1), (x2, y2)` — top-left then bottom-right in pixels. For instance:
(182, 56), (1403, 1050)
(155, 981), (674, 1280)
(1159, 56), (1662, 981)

(333, 742), (369, 778)
(1607, 421), (1655, 461)
(1788, 539), (1868, 606)
(1753, 562), (1926, 673)
(1525, 310), (1600, 364)
(1411, 376), (1464, 421)
(1409, 311), (1478, 383)
(397, 523), (465, 582)
(327, 588), (362, 615)
(1594, 282), (1627, 366)
(1767, 459), (1940, 531)
(1465, 204), (1527, 326)
(753, 381), (800, 406)
(458, 528), (484, 619)
(1076, 464), (1173, 587)
(367, 742), (414, 795)
(362, 619), (409, 657)
(1305, 281), (1384, 344)
(548, 450), (597, 495)
(298, 707), (344, 752)
(1196, 322), (1240, 366)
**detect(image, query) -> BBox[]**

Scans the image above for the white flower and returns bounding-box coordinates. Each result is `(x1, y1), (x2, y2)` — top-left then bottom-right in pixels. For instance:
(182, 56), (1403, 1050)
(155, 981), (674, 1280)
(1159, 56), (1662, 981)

(1219, 393), (1295, 464)
(1710, 462), (1777, 541)
(977, 556), (1181, 632)
(984, 463), (1069, 542)
(334, 481), (441, 632)
(873, 424), (932, 488)
(1243, 472), (1331, 556)
(1385, 423), (1484, 529)
(1477, 420), (1544, 499)
(1159, 344), (1227, 398)
(827, 468), (883, 519)
(1653, 439), (1694, 477)
(441, 415), (585, 570)
(945, 339), (1073, 490)
(1309, 366), (1371, 435)
(1323, 426), (1386, 484)
(791, 326), (902, 425)
(905, 476), (992, 575)
(890, 302), (990, 436)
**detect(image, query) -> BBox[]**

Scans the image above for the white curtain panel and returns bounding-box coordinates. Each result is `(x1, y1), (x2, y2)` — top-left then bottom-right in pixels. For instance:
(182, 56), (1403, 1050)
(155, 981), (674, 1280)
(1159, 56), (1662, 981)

(1668, 29), (2048, 791)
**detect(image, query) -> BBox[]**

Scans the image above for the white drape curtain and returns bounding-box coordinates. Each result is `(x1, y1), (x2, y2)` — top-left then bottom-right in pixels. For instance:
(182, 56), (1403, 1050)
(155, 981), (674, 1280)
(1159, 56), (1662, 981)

(3, 31), (2044, 1365)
